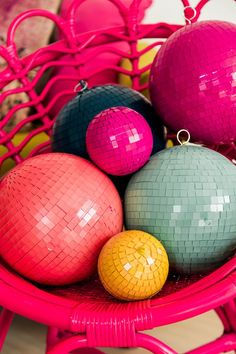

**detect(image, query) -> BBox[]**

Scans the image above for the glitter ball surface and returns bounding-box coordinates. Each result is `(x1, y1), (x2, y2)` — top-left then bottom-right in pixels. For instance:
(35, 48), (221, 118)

(86, 106), (153, 176)
(0, 153), (123, 285)
(125, 145), (236, 274)
(150, 21), (236, 144)
(98, 230), (169, 301)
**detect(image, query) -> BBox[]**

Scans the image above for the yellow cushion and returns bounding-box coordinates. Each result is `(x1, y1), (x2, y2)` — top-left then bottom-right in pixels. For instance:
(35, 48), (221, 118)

(0, 132), (49, 177)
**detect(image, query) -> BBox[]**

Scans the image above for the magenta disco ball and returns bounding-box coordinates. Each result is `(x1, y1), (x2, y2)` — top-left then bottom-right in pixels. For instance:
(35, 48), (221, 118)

(150, 20), (236, 145)
(86, 106), (153, 176)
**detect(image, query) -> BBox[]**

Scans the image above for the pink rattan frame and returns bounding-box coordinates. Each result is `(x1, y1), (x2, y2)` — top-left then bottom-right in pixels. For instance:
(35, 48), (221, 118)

(0, 1), (236, 353)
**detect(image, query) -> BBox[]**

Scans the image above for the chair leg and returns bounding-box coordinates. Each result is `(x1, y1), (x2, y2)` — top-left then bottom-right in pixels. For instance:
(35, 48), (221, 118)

(46, 327), (61, 352)
(223, 300), (236, 332)
(72, 350), (106, 353)
(216, 300), (236, 333)
(46, 327), (104, 354)
(136, 333), (178, 354)
(185, 333), (236, 354)
(46, 333), (105, 354)
(215, 306), (232, 332)
(47, 332), (177, 354)
(0, 308), (14, 352)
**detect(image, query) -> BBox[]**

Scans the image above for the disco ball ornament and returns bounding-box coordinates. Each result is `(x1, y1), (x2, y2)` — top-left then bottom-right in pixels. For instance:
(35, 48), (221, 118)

(86, 106), (153, 176)
(0, 153), (123, 285)
(150, 20), (236, 145)
(52, 83), (165, 158)
(98, 230), (169, 301)
(125, 144), (236, 274)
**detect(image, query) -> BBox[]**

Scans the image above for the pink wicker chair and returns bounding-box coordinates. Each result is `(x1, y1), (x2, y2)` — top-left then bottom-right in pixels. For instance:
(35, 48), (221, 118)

(0, 1), (236, 353)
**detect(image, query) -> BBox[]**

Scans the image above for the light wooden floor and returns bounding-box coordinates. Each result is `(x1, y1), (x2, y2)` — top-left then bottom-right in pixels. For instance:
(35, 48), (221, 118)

(1, 311), (234, 354)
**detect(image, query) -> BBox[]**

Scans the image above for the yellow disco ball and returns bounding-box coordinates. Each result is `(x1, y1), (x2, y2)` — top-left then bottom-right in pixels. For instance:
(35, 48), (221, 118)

(98, 230), (169, 301)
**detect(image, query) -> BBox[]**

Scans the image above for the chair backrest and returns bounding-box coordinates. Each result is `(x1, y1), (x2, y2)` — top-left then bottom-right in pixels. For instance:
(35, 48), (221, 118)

(0, 0), (233, 176)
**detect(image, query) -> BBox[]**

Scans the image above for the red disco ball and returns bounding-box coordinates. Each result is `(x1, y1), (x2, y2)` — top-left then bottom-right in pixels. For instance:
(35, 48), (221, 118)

(0, 153), (123, 285)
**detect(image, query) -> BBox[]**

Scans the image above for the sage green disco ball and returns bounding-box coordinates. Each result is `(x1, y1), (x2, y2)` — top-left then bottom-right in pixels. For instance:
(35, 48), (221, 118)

(124, 144), (236, 274)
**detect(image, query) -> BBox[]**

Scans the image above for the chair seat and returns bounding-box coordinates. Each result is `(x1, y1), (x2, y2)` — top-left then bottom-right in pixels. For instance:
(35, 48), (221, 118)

(49, 273), (202, 305)
(0, 257), (235, 333)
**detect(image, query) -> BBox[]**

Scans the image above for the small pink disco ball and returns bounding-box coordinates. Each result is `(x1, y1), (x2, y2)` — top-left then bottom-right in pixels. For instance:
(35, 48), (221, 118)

(86, 106), (153, 176)
(150, 20), (236, 145)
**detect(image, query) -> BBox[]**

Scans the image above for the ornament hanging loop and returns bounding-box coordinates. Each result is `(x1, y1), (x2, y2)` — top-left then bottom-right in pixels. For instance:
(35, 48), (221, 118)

(177, 129), (191, 145)
(74, 80), (88, 93)
(184, 6), (197, 24)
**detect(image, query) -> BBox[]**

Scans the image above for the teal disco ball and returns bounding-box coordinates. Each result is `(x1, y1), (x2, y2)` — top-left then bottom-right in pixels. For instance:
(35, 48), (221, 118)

(124, 144), (236, 274)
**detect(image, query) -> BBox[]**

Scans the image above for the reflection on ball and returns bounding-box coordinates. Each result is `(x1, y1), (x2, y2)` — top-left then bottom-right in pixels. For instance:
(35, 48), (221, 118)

(98, 230), (169, 301)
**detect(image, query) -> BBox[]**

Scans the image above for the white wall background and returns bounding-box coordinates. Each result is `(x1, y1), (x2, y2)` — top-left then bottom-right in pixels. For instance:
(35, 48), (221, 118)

(143, 0), (236, 24)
